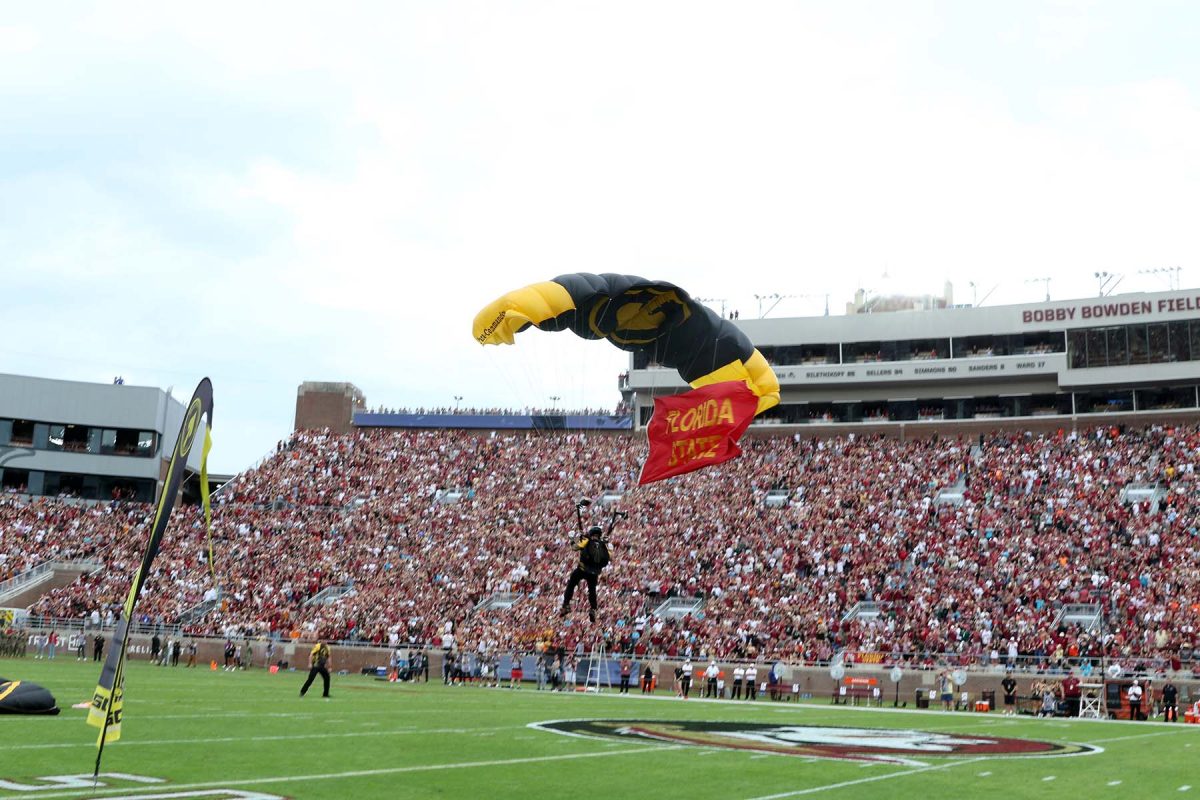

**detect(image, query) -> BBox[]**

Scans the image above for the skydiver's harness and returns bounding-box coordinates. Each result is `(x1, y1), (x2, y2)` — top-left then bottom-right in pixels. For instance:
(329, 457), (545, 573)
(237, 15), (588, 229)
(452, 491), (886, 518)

(579, 535), (609, 574)
(573, 502), (626, 575)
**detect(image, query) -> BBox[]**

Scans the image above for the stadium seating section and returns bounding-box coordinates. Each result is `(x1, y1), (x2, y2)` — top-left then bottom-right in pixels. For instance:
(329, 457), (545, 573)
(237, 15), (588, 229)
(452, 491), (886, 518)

(3, 424), (1198, 669)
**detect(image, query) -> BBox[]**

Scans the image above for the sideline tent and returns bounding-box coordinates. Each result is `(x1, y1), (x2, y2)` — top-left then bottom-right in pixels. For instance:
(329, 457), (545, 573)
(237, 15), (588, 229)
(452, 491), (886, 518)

(0, 677), (61, 715)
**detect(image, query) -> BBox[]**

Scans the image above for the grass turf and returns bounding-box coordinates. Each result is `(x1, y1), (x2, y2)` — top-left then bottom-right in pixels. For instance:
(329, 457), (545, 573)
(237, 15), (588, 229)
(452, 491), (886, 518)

(1, 658), (1196, 799)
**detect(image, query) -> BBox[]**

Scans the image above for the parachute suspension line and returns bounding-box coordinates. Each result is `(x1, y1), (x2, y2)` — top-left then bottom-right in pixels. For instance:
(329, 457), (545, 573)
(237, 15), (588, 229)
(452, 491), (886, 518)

(480, 334), (542, 429)
(628, 320), (678, 492)
(478, 323), (571, 453)
(477, 340), (573, 561)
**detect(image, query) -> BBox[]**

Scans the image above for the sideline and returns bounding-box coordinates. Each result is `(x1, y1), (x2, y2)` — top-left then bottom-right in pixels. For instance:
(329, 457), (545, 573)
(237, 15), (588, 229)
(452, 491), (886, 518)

(1084, 730), (1182, 745)
(526, 682), (1199, 735)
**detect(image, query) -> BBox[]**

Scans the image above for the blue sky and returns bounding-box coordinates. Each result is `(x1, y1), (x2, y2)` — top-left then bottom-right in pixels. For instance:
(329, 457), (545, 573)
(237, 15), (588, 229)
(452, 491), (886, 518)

(2, 1), (1198, 472)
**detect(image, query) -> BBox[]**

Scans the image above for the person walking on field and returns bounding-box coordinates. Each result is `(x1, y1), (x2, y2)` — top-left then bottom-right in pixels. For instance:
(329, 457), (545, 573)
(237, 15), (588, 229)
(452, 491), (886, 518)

(300, 641), (333, 699)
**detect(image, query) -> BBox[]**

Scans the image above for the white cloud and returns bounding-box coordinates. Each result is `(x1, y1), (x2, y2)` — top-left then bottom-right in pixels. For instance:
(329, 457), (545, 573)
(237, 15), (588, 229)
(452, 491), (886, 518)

(3, 1), (1199, 470)
(0, 25), (39, 54)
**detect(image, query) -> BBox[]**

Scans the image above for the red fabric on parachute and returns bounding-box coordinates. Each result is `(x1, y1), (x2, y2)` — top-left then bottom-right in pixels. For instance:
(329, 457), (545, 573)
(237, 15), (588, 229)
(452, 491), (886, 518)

(639, 381), (759, 485)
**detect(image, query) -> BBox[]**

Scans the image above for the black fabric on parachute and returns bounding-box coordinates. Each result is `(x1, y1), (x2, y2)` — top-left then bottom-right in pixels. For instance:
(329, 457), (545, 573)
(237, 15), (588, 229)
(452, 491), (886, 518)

(0, 678), (61, 715)
(473, 272), (780, 416)
(537, 273), (753, 385)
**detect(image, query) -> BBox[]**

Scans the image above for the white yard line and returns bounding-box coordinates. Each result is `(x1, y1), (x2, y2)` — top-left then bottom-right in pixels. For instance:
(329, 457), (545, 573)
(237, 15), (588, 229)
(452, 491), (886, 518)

(65, 706), (500, 721)
(1084, 730), (1179, 745)
(2, 724), (516, 751)
(739, 757), (987, 800)
(0, 745), (683, 800)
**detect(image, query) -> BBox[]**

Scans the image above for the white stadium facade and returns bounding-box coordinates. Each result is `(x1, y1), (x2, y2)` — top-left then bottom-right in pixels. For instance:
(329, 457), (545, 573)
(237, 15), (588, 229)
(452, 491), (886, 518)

(9, 285), (1200, 503)
(0, 374), (217, 502)
(625, 288), (1200, 435)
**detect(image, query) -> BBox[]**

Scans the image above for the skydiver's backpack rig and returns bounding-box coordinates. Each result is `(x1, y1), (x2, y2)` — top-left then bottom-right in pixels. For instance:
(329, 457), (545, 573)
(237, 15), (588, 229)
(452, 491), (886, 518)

(583, 535), (610, 572)
(575, 498), (625, 574)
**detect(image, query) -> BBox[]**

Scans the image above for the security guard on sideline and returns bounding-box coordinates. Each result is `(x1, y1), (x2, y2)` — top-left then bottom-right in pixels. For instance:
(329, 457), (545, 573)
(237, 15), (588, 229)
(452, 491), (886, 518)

(300, 640), (333, 698)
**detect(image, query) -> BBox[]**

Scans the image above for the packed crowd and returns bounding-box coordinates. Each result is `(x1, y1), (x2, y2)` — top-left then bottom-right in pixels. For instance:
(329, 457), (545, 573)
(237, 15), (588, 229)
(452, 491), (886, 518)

(5, 422), (1199, 670)
(365, 405), (627, 417)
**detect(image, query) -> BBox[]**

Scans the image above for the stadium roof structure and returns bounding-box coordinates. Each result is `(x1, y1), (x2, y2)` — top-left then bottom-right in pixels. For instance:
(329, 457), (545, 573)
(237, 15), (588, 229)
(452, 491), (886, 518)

(0, 373), (209, 503)
(626, 287), (1200, 434)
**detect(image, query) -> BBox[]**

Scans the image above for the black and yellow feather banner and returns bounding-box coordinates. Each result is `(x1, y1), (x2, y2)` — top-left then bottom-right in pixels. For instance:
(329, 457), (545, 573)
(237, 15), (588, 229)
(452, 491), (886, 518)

(87, 378), (214, 775)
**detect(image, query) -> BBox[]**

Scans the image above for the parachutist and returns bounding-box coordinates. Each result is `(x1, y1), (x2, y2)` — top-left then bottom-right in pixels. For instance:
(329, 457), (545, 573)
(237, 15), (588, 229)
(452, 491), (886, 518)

(560, 504), (624, 621)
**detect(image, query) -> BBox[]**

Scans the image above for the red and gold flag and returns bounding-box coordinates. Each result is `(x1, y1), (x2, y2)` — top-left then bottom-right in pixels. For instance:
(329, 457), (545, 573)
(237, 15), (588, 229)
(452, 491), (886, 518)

(639, 381), (758, 485)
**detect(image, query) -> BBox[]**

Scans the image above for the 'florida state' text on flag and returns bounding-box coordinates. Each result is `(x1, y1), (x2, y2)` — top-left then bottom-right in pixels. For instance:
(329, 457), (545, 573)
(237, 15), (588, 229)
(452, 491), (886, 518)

(639, 381), (759, 485)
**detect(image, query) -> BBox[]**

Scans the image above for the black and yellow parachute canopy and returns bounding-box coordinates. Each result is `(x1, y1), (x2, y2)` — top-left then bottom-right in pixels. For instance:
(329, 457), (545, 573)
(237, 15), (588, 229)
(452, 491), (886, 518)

(0, 678), (60, 715)
(473, 273), (779, 415)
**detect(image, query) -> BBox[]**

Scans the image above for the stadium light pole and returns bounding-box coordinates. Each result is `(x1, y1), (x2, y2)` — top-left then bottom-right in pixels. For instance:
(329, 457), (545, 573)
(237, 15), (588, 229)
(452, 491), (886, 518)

(1026, 277), (1050, 302)
(795, 293), (830, 317)
(453, 395), (462, 410)
(755, 293), (797, 319)
(696, 297), (727, 317)
(1139, 266), (1182, 291)
(1094, 271), (1123, 297)
(549, 395), (560, 410)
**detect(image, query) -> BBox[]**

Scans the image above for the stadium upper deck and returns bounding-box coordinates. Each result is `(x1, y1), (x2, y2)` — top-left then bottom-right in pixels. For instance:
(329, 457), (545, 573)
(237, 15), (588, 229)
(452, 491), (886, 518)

(625, 288), (1200, 429)
(0, 374), (218, 502)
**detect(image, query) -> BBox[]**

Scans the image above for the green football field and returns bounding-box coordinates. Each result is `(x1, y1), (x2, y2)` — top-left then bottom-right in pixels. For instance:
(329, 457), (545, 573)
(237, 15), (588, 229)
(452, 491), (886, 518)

(1, 659), (1196, 799)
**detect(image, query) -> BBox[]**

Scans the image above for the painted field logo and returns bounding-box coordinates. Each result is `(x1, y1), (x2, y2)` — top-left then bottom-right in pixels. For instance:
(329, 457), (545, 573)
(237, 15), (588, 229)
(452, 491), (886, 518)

(532, 721), (1099, 765)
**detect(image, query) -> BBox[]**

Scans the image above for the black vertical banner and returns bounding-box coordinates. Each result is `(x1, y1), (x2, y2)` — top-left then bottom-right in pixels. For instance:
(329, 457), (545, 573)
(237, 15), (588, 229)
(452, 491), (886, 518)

(87, 378), (213, 775)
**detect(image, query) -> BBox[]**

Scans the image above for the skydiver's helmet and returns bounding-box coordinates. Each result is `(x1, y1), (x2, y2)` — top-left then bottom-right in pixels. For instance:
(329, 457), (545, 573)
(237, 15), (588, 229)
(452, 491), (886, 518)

(587, 526), (603, 538)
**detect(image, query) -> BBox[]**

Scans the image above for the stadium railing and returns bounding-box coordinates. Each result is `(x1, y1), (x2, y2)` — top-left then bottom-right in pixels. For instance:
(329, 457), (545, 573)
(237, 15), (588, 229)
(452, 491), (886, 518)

(0, 560), (105, 605)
